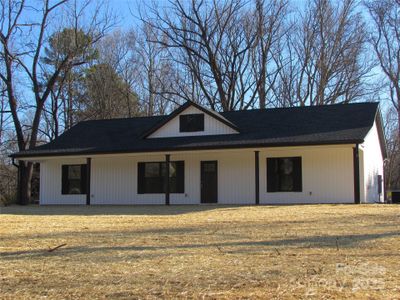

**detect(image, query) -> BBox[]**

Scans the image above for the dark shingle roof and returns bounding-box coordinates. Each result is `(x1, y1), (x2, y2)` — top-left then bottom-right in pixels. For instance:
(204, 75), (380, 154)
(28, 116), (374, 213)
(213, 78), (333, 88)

(11, 102), (382, 158)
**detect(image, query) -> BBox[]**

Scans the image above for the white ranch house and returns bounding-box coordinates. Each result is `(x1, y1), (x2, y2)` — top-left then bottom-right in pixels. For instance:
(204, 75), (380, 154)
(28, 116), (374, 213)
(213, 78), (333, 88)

(12, 101), (386, 205)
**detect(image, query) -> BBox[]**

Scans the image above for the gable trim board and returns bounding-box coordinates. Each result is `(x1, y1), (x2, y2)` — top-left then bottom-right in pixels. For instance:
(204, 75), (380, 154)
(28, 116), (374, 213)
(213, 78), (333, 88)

(11, 101), (386, 205)
(374, 110), (387, 159)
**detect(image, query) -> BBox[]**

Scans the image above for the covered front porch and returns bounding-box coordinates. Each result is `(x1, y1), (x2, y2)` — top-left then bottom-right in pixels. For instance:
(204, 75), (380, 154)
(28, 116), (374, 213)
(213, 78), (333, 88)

(26, 144), (361, 205)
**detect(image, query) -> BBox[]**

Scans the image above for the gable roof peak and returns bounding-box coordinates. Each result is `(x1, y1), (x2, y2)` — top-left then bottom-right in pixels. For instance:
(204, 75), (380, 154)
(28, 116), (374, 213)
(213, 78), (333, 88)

(141, 100), (240, 138)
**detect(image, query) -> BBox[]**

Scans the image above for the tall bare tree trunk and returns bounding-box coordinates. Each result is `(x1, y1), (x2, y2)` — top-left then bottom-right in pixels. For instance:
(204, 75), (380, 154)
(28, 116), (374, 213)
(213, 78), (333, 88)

(0, 0), (114, 204)
(18, 161), (33, 205)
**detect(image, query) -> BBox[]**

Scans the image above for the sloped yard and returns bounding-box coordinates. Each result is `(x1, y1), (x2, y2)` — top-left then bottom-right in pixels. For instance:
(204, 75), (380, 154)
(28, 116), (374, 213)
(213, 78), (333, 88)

(0, 204), (399, 299)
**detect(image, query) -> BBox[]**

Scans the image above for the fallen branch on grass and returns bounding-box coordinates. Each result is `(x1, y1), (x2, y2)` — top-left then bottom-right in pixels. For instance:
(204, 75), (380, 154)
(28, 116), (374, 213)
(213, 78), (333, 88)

(216, 245), (225, 254)
(48, 244), (67, 252)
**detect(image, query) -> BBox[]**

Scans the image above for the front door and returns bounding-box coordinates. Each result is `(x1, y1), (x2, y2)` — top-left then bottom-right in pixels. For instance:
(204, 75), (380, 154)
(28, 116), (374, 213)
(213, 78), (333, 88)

(201, 161), (218, 203)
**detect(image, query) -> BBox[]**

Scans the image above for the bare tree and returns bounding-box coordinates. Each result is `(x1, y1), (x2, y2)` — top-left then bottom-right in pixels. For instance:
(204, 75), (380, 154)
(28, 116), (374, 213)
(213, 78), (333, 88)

(0, 0), (114, 204)
(251, 0), (288, 109)
(0, 81), (8, 144)
(382, 107), (400, 189)
(130, 24), (179, 115)
(367, 0), (400, 138)
(144, 0), (259, 111)
(273, 0), (372, 107)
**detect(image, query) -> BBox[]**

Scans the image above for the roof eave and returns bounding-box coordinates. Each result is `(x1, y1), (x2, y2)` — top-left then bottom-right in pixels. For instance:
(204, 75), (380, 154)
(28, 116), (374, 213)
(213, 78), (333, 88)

(10, 139), (363, 160)
(374, 107), (388, 159)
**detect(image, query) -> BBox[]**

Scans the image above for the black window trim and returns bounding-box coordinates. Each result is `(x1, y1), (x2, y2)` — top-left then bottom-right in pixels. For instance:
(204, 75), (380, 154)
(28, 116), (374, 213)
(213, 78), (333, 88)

(137, 160), (185, 194)
(179, 113), (205, 132)
(61, 164), (87, 195)
(266, 156), (302, 193)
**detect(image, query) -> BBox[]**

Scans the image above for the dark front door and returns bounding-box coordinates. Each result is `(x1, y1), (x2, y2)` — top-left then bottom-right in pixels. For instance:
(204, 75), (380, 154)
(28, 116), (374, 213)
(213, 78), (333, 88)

(201, 161), (218, 203)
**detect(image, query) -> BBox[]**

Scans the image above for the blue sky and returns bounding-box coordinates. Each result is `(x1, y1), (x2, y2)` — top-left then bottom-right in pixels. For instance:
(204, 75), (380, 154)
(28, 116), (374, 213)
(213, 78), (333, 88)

(108, 0), (310, 30)
(14, 0), (390, 115)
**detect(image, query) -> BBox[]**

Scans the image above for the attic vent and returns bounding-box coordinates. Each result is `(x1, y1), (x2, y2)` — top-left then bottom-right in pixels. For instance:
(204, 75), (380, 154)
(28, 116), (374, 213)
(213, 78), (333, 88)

(179, 114), (204, 132)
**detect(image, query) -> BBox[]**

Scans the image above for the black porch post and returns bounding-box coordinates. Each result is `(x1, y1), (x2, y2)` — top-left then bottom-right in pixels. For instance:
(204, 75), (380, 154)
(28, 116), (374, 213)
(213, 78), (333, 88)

(86, 157), (91, 205)
(255, 151), (260, 205)
(12, 158), (21, 204)
(353, 144), (360, 204)
(165, 154), (170, 205)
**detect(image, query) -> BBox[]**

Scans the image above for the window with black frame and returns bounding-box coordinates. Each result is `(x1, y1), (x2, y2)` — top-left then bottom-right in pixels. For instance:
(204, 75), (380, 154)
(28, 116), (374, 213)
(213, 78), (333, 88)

(62, 164), (87, 194)
(138, 161), (184, 194)
(267, 157), (302, 192)
(179, 114), (204, 132)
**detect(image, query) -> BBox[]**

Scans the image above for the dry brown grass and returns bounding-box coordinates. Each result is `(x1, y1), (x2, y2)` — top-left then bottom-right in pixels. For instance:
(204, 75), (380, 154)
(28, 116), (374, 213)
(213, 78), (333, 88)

(0, 204), (399, 299)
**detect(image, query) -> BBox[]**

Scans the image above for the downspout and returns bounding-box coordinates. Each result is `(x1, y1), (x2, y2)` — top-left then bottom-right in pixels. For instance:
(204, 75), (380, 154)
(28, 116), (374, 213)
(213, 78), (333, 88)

(383, 158), (390, 203)
(11, 158), (21, 204)
(11, 157), (19, 168)
(353, 144), (360, 204)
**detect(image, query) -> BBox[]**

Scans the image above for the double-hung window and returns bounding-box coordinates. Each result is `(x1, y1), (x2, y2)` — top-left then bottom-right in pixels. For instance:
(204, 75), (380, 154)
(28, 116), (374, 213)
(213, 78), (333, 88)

(138, 161), (184, 194)
(267, 157), (302, 192)
(62, 164), (87, 194)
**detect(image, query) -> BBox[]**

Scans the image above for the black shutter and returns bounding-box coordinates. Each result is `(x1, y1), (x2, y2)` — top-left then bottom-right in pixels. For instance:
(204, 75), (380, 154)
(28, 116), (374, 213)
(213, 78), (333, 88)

(267, 158), (278, 192)
(175, 161), (185, 193)
(137, 162), (145, 194)
(292, 157), (302, 192)
(62, 165), (69, 194)
(81, 164), (87, 194)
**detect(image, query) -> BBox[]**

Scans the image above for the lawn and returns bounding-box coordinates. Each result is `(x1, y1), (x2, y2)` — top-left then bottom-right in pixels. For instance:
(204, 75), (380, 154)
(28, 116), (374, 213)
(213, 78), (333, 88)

(0, 204), (399, 299)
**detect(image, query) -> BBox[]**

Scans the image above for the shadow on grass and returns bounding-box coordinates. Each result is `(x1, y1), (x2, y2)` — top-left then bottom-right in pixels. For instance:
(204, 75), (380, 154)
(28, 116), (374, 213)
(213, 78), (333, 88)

(1, 209), (397, 243)
(2, 231), (399, 260)
(0, 204), (359, 216)
(0, 204), (265, 216)
(1, 212), (385, 243)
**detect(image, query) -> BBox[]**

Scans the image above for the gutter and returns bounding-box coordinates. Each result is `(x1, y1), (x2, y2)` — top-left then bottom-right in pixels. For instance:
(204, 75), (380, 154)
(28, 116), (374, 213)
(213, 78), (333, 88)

(9, 139), (365, 160)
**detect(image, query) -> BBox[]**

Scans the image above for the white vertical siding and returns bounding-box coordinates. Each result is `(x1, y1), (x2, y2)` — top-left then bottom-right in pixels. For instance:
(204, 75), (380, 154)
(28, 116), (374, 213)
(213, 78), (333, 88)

(259, 146), (354, 204)
(39, 145), (357, 205)
(170, 151), (255, 204)
(148, 106), (238, 138)
(91, 155), (165, 205)
(40, 158), (86, 205)
(216, 151), (255, 204)
(361, 121), (384, 203)
(89, 151), (254, 205)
